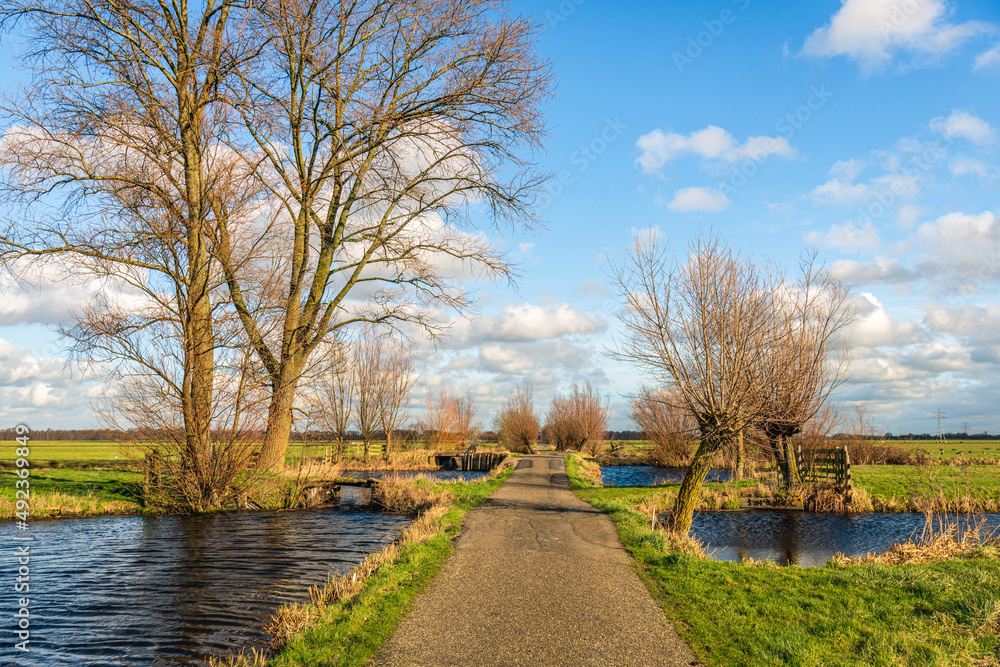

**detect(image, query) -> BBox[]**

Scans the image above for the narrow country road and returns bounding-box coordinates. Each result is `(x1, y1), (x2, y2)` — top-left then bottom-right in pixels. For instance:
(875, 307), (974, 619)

(370, 453), (700, 667)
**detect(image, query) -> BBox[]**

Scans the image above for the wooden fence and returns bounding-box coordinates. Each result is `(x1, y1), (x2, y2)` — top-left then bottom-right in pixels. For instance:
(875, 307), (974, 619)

(797, 446), (852, 494)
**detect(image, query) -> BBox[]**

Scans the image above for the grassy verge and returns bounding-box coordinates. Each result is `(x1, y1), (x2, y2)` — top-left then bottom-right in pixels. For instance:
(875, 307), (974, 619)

(212, 468), (512, 667)
(565, 453), (1000, 667)
(0, 468), (144, 519)
(853, 465), (1000, 512)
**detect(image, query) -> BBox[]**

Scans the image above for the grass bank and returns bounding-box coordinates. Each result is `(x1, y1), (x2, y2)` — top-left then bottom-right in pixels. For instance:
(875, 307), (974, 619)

(853, 464), (1000, 512)
(0, 443), (498, 519)
(212, 468), (512, 667)
(566, 454), (1000, 667)
(0, 468), (143, 519)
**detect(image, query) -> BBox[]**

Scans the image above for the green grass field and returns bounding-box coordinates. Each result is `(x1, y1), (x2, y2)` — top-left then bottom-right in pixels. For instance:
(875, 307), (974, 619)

(897, 439), (1000, 461)
(852, 465), (1000, 510)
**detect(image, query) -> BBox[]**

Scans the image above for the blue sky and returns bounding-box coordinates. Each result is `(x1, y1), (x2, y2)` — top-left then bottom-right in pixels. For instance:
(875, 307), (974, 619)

(2, 0), (1000, 435)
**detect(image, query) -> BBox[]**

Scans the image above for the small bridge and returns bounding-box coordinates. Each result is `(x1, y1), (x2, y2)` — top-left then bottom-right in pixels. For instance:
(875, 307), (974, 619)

(432, 452), (507, 472)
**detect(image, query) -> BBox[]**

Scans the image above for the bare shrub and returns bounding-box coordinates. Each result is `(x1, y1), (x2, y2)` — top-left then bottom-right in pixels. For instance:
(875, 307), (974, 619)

(630, 386), (696, 467)
(544, 383), (609, 454)
(495, 385), (539, 454)
(825, 404), (915, 465)
(418, 388), (479, 451)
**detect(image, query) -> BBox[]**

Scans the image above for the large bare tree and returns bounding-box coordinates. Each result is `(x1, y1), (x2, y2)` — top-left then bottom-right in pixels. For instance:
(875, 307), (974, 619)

(610, 233), (777, 535)
(213, 0), (554, 469)
(0, 0), (264, 509)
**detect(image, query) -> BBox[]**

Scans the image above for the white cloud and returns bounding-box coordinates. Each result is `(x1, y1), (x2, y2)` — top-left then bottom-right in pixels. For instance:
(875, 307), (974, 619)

(896, 204), (921, 229)
(847, 293), (927, 347)
(667, 187), (732, 212)
(810, 177), (870, 205)
(448, 302), (605, 348)
(830, 257), (918, 285)
(635, 125), (795, 175)
(802, 0), (993, 71)
(930, 109), (997, 145)
(949, 158), (993, 178)
(973, 43), (1000, 70)
(805, 222), (881, 252)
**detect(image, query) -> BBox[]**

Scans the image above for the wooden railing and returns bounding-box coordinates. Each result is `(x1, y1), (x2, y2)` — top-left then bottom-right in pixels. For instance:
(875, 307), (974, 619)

(797, 446), (852, 494)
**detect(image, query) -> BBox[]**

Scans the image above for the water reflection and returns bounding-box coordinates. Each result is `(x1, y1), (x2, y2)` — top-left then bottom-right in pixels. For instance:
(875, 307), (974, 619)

(688, 510), (1000, 567)
(2, 508), (409, 666)
(600, 465), (731, 487)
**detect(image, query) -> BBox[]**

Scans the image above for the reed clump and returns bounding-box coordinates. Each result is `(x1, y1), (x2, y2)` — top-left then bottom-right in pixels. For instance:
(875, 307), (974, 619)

(371, 475), (452, 515)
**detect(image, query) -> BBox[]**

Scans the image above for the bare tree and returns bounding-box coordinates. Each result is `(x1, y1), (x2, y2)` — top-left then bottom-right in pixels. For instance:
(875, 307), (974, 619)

(310, 341), (355, 462)
(418, 388), (479, 451)
(630, 387), (697, 467)
(352, 339), (383, 462)
(610, 233), (776, 535)
(544, 383), (608, 454)
(495, 385), (538, 454)
(212, 0), (554, 469)
(753, 256), (856, 486)
(376, 339), (418, 460)
(0, 0), (267, 509)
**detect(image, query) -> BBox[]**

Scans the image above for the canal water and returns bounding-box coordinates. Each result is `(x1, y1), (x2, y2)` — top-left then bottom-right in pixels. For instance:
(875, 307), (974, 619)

(600, 465), (731, 486)
(600, 464), (1000, 567)
(690, 510), (1000, 567)
(3, 507), (409, 666)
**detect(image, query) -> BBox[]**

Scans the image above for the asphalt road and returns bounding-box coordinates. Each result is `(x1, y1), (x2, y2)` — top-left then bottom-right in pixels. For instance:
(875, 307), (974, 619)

(369, 453), (701, 667)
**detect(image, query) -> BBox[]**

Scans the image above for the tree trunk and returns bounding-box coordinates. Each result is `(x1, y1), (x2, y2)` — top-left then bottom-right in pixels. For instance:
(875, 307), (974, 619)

(734, 429), (745, 480)
(258, 372), (300, 471)
(782, 435), (801, 487)
(668, 437), (720, 536)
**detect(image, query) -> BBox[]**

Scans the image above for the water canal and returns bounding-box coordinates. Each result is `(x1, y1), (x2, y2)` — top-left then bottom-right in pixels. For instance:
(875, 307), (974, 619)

(4, 507), (409, 666)
(602, 465), (1000, 566)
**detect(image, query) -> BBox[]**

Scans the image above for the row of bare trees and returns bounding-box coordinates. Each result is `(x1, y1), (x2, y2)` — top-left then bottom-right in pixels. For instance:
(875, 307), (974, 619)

(0, 0), (552, 509)
(308, 337), (417, 462)
(542, 382), (608, 454)
(611, 233), (857, 535)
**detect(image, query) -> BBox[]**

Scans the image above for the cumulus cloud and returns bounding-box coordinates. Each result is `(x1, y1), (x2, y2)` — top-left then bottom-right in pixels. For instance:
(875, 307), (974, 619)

(447, 302), (605, 349)
(847, 293), (927, 347)
(805, 222), (881, 252)
(634, 125), (795, 175)
(801, 0), (993, 71)
(830, 257), (919, 285)
(667, 187), (732, 213)
(930, 109), (997, 145)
